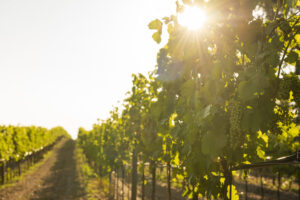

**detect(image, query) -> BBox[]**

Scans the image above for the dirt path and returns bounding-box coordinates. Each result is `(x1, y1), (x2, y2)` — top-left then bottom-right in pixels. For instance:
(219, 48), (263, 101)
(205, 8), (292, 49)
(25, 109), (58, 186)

(0, 139), (85, 200)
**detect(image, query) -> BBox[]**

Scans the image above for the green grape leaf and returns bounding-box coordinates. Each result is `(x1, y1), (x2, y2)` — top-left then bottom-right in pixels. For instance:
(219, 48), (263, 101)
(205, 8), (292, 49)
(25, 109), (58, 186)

(201, 131), (227, 159)
(285, 51), (298, 65)
(289, 124), (299, 137)
(287, 0), (298, 7)
(256, 146), (265, 159)
(173, 152), (180, 165)
(227, 185), (240, 200)
(266, 22), (277, 35)
(238, 81), (256, 101)
(148, 19), (162, 31)
(152, 31), (162, 44)
(149, 19), (163, 44)
(257, 130), (268, 146)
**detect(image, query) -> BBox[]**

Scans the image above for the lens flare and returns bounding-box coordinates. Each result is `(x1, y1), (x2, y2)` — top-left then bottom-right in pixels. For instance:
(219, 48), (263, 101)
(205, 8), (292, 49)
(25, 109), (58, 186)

(178, 6), (207, 30)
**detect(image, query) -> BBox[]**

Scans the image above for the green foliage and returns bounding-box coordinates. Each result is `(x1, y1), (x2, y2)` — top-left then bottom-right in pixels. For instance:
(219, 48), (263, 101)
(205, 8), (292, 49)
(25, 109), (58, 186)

(78, 0), (299, 199)
(0, 126), (69, 161)
(148, 19), (163, 44)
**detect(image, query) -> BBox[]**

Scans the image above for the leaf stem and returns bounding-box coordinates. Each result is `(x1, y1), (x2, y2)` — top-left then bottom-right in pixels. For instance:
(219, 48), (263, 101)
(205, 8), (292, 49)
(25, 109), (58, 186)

(274, 18), (299, 96)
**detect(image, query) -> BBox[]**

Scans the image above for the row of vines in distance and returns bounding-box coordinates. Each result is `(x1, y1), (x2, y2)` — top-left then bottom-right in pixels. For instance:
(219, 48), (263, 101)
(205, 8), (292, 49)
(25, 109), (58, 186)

(77, 0), (300, 199)
(0, 126), (69, 162)
(0, 125), (69, 184)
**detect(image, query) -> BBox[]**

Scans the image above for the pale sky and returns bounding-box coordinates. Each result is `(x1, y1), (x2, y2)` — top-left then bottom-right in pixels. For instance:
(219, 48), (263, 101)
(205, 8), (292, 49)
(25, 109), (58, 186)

(0, 0), (176, 138)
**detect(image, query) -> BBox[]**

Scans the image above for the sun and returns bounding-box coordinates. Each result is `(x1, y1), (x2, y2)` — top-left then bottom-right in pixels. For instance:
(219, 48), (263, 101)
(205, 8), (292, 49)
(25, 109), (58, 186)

(178, 6), (207, 30)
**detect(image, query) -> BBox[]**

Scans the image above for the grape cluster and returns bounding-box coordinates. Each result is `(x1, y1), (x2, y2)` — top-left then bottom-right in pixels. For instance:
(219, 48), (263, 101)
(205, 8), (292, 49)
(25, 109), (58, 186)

(229, 100), (243, 149)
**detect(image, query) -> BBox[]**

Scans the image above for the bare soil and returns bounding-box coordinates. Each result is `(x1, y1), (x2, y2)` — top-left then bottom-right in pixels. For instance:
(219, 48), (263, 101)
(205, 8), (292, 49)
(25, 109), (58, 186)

(0, 139), (85, 200)
(0, 139), (298, 200)
(110, 170), (187, 200)
(234, 175), (299, 200)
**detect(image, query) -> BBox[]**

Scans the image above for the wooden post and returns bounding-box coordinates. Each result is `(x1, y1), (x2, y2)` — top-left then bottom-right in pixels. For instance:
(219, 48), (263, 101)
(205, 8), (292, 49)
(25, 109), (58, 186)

(229, 170), (232, 200)
(27, 157), (30, 170)
(221, 159), (230, 200)
(113, 171), (116, 200)
(128, 170), (131, 200)
(167, 161), (171, 200)
(298, 170), (300, 200)
(260, 174), (264, 200)
(9, 162), (12, 181)
(151, 160), (156, 200)
(116, 169), (119, 200)
(142, 164), (145, 200)
(109, 172), (113, 200)
(0, 162), (5, 185)
(192, 183), (198, 200)
(122, 166), (124, 200)
(18, 160), (21, 176)
(131, 146), (138, 200)
(277, 171), (281, 200)
(245, 176), (248, 200)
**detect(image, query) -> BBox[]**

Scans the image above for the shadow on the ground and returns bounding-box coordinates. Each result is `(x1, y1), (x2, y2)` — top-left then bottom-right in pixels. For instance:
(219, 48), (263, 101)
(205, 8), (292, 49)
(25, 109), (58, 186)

(234, 178), (298, 200)
(30, 140), (85, 200)
(141, 180), (186, 200)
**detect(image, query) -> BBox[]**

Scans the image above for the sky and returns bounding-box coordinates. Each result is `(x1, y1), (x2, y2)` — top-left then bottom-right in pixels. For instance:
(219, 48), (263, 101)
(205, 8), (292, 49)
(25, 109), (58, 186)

(0, 0), (177, 138)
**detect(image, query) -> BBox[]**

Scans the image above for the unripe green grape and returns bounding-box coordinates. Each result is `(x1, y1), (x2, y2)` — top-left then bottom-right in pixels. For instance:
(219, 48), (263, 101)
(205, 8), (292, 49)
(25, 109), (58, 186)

(229, 101), (243, 149)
